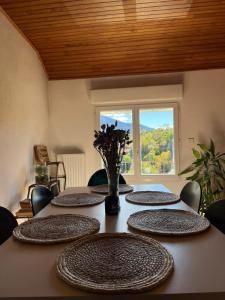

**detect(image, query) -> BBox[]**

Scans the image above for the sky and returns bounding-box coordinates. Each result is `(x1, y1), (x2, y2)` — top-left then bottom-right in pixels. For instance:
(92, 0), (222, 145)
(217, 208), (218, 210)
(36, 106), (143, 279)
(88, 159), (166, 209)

(101, 109), (174, 128)
(140, 110), (174, 128)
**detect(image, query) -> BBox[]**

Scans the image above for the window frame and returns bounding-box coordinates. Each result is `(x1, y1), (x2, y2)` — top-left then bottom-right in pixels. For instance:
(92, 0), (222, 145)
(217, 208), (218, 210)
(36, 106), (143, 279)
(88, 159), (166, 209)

(95, 102), (180, 183)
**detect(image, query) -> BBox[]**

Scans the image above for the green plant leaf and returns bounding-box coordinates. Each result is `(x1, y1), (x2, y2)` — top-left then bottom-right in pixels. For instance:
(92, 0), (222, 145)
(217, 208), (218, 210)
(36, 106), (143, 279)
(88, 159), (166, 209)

(186, 176), (194, 181)
(193, 158), (204, 164)
(178, 165), (194, 175)
(215, 170), (225, 181)
(212, 189), (221, 196)
(197, 143), (208, 152)
(216, 180), (224, 191)
(189, 171), (200, 181)
(217, 153), (225, 159)
(210, 139), (215, 155)
(182, 139), (225, 213)
(192, 148), (201, 159)
(193, 162), (204, 170)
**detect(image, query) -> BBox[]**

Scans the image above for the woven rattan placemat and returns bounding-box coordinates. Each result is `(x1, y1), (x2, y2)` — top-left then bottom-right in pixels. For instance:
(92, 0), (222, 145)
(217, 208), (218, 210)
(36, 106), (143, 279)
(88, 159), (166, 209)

(51, 193), (104, 207)
(91, 184), (133, 194)
(56, 232), (173, 294)
(126, 191), (180, 205)
(128, 209), (210, 236)
(13, 214), (100, 244)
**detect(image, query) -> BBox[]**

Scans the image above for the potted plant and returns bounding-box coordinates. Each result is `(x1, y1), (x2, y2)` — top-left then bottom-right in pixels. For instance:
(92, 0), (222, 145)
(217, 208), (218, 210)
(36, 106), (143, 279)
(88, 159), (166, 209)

(93, 121), (132, 215)
(179, 139), (225, 213)
(35, 164), (49, 185)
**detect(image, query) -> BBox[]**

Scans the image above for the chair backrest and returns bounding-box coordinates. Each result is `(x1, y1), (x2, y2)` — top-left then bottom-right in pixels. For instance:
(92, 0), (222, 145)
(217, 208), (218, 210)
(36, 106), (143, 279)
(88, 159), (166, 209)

(0, 207), (18, 245)
(31, 186), (54, 216)
(34, 145), (50, 164)
(87, 169), (126, 186)
(205, 199), (225, 234)
(180, 181), (201, 212)
(49, 181), (60, 197)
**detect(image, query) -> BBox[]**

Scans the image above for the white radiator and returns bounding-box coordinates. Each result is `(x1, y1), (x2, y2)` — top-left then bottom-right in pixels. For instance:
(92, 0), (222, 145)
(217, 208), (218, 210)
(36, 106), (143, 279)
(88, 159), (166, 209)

(57, 153), (86, 187)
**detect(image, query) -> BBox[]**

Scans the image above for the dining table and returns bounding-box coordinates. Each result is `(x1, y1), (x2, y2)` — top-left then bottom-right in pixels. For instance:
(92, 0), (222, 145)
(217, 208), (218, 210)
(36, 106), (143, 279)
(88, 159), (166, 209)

(0, 184), (225, 300)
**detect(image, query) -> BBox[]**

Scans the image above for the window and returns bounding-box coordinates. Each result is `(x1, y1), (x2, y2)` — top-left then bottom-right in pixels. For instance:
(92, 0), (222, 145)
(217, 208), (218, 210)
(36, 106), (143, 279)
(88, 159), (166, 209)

(139, 108), (175, 175)
(97, 103), (179, 180)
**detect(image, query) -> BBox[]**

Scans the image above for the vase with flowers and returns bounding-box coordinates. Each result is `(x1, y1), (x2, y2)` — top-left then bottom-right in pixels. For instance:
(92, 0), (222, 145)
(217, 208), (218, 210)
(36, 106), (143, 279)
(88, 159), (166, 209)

(93, 121), (132, 215)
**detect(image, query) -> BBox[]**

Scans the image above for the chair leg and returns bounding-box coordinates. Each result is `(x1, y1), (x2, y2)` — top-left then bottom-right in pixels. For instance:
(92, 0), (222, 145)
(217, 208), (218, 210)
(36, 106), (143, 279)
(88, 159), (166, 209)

(62, 162), (66, 190)
(57, 180), (61, 192)
(63, 177), (66, 190)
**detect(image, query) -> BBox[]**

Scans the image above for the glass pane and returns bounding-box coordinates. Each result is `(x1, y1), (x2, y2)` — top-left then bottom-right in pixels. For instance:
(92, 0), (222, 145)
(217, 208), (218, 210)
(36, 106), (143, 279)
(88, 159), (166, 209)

(100, 110), (134, 175)
(139, 108), (175, 175)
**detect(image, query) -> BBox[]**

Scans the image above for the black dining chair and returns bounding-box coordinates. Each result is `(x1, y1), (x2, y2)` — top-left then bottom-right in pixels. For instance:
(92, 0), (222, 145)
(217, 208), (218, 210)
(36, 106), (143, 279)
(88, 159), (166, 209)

(87, 168), (126, 186)
(49, 181), (60, 197)
(0, 206), (18, 245)
(180, 181), (201, 212)
(31, 186), (54, 216)
(205, 199), (225, 234)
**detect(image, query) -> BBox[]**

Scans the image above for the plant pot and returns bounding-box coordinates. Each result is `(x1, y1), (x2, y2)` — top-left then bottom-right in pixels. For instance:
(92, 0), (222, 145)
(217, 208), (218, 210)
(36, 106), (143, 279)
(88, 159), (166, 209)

(105, 195), (120, 215)
(35, 175), (49, 185)
(105, 165), (120, 215)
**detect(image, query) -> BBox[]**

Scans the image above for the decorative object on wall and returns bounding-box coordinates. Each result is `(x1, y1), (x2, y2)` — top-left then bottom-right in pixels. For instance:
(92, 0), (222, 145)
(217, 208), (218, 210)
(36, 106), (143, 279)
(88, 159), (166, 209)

(56, 233), (174, 294)
(93, 122), (132, 215)
(179, 139), (225, 213)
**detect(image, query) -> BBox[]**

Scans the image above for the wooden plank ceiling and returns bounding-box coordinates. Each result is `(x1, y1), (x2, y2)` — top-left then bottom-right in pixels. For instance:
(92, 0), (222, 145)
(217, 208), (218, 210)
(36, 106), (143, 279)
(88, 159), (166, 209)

(1, 0), (225, 79)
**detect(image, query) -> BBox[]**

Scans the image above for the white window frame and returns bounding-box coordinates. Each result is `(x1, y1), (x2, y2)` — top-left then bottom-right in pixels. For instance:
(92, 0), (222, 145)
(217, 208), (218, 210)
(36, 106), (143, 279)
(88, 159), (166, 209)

(95, 102), (180, 183)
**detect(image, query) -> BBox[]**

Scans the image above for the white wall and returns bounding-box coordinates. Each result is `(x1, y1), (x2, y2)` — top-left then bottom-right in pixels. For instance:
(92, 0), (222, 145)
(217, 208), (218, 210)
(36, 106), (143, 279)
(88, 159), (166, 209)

(49, 69), (225, 195)
(48, 79), (98, 183)
(0, 9), (49, 210)
(180, 69), (225, 162)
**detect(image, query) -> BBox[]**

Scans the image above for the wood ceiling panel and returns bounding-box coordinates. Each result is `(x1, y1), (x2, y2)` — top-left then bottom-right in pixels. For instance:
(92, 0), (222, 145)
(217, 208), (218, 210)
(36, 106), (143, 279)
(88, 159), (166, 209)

(1, 0), (225, 79)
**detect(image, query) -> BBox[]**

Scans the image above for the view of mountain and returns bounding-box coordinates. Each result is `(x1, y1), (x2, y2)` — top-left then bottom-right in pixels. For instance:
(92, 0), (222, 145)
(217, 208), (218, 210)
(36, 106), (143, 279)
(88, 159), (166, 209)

(100, 116), (153, 132)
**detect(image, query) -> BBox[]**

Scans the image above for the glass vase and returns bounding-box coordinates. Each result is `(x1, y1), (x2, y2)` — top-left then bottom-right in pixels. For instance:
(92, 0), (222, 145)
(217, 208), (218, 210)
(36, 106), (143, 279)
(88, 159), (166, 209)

(105, 165), (120, 215)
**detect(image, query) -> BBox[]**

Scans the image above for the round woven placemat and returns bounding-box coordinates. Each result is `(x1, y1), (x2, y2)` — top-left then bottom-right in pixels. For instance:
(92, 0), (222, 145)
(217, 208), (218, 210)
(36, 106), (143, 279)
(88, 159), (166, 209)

(13, 214), (100, 244)
(90, 184), (133, 194)
(56, 232), (173, 294)
(126, 191), (180, 205)
(51, 193), (104, 207)
(128, 209), (210, 236)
